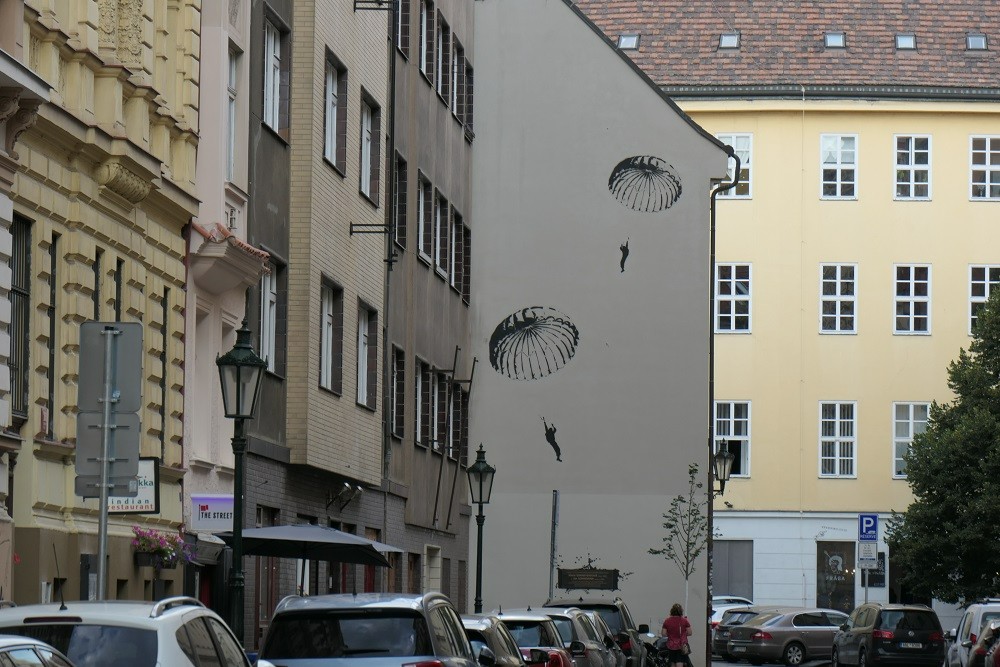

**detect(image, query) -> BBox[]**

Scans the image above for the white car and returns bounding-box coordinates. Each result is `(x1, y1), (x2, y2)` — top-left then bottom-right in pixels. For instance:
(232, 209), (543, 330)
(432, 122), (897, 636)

(710, 601), (755, 631)
(712, 595), (754, 607)
(0, 596), (254, 667)
(0, 634), (76, 666)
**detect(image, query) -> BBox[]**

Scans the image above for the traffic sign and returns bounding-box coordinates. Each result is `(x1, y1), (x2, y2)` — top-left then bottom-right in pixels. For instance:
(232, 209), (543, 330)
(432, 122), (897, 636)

(858, 513), (879, 541)
(858, 541), (878, 566)
(74, 412), (140, 477)
(74, 475), (139, 498)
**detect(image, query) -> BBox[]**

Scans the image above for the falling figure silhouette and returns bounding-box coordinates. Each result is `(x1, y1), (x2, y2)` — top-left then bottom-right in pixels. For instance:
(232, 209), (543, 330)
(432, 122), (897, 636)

(541, 417), (562, 462)
(620, 238), (630, 273)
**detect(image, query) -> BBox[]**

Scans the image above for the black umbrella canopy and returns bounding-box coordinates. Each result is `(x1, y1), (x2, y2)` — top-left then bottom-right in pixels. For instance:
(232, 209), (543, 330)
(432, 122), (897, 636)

(216, 524), (391, 567)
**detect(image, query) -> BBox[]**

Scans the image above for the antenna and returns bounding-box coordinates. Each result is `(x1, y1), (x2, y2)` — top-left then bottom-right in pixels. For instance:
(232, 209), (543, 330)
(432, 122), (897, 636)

(51, 543), (67, 610)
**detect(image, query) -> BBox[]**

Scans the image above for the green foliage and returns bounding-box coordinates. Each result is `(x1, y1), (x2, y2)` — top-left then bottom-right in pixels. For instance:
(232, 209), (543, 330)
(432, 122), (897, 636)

(886, 288), (1000, 604)
(649, 462), (709, 583)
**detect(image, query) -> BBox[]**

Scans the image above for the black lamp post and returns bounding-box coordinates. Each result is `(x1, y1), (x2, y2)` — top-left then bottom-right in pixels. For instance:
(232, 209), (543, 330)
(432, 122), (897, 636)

(216, 319), (266, 644)
(466, 444), (495, 613)
(712, 440), (736, 496)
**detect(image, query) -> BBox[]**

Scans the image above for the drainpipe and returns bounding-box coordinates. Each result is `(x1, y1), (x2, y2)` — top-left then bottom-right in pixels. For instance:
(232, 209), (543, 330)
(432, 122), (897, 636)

(706, 148), (740, 659)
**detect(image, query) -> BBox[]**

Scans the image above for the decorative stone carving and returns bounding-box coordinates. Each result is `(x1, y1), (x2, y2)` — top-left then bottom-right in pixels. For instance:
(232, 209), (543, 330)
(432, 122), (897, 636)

(229, 0), (240, 25)
(117, 0), (143, 67)
(4, 101), (42, 161)
(0, 90), (21, 125)
(98, 0), (119, 56)
(94, 160), (151, 204)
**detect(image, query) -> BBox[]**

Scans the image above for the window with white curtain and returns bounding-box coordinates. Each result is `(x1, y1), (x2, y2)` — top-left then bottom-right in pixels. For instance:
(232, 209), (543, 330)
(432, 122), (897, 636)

(360, 101), (373, 197)
(320, 284), (343, 393)
(820, 134), (857, 199)
(893, 402), (928, 478)
(260, 269), (277, 372)
(894, 264), (930, 334)
(715, 401), (750, 476)
(716, 133), (752, 198)
(324, 61), (340, 163)
(894, 135), (930, 200)
(820, 402), (856, 477)
(971, 136), (1000, 200)
(263, 21), (281, 129)
(356, 304), (377, 408)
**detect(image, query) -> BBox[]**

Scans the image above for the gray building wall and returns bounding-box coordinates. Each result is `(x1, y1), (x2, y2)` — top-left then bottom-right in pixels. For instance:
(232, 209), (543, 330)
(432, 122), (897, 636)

(469, 0), (729, 646)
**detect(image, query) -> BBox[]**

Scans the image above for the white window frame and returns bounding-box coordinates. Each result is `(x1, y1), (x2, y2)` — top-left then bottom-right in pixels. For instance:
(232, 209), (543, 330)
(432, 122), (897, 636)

(430, 372), (441, 452)
(450, 41), (459, 111)
(434, 195), (447, 274)
(894, 264), (931, 335)
(360, 101), (373, 197)
(320, 285), (336, 390)
(415, 359), (426, 446)
(819, 263), (857, 334)
(819, 401), (856, 478)
(970, 135), (1000, 201)
(820, 134), (858, 199)
(449, 211), (462, 289)
(417, 174), (431, 260)
(391, 346), (404, 438)
(893, 402), (929, 479)
(435, 18), (444, 94)
(260, 270), (277, 372)
(716, 133), (752, 198)
(419, 0), (429, 74)
(227, 50), (238, 182)
(714, 401), (750, 477)
(969, 265), (1000, 334)
(715, 263), (752, 333)
(263, 21), (281, 130)
(357, 304), (371, 405)
(894, 134), (931, 200)
(324, 62), (339, 163)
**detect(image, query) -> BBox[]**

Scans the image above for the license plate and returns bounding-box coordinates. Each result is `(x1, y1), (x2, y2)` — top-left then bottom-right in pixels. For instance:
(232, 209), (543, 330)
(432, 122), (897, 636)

(732, 646), (746, 652)
(900, 642), (922, 649)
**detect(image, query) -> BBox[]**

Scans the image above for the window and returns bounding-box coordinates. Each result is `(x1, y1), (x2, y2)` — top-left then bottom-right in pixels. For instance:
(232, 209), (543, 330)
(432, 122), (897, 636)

(434, 193), (449, 275)
(715, 263), (751, 332)
(824, 32), (846, 48)
(395, 0), (410, 57)
(449, 386), (463, 459)
(894, 265), (930, 334)
(969, 265), (1000, 332)
(450, 210), (464, 290)
(9, 215), (30, 424)
(971, 136), (1000, 200)
(260, 268), (277, 372)
(820, 402), (856, 478)
(820, 263), (856, 333)
(320, 283), (344, 393)
(114, 258), (124, 321)
(618, 34), (639, 49)
(356, 303), (378, 409)
(716, 133), (751, 197)
(719, 32), (739, 49)
(47, 234), (58, 439)
(418, 173), (433, 259)
(967, 33), (988, 51)
(227, 50), (239, 181)
(895, 34), (916, 50)
(451, 39), (462, 114)
(263, 20), (282, 130)
(435, 14), (450, 103)
(415, 359), (431, 447)
(433, 372), (447, 452)
(391, 346), (405, 438)
(359, 99), (375, 198)
(419, 0), (434, 79)
(463, 63), (474, 136)
(324, 57), (348, 171)
(893, 402), (928, 478)
(461, 224), (471, 304)
(821, 134), (857, 198)
(715, 402), (750, 476)
(394, 153), (407, 249)
(92, 248), (102, 319)
(895, 135), (930, 199)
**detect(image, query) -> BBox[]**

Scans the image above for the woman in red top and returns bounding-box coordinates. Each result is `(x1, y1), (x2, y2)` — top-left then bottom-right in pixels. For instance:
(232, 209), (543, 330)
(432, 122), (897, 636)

(660, 603), (692, 667)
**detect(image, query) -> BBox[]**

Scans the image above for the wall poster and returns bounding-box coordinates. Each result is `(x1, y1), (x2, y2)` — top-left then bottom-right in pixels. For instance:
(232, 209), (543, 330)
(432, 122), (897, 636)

(817, 541), (856, 613)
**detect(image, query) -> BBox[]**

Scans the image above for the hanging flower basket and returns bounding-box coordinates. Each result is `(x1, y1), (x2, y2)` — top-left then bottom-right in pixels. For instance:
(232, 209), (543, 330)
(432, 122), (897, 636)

(131, 525), (193, 571)
(133, 551), (176, 569)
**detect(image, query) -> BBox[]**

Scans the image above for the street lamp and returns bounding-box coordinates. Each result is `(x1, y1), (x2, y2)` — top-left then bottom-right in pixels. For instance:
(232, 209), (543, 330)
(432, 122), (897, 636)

(216, 319), (266, 643)
(712, 440), (736, 496)
(466, 444), (495, 613)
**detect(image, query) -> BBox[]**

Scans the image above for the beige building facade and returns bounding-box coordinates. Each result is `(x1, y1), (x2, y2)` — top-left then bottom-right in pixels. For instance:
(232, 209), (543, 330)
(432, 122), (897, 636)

(7, 0), (200, 602)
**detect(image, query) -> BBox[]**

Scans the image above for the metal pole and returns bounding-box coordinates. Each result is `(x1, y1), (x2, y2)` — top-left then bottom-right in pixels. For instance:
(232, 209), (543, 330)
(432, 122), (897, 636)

(229, 417), (246, 643)
(96, 325), (119, 601)
(548, 490), (559, 601)
(474, 503), (485, 613)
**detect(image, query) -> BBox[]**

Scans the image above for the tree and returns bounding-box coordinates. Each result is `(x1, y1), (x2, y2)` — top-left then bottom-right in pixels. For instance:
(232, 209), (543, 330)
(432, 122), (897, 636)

(649, 462), (710, 610)
(886, 287), (1000, 604)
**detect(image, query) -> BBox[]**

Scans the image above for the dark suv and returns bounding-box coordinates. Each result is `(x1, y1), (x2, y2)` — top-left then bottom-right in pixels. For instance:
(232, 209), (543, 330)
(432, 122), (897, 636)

(832, 602), (945, 666)
(545, 597), (648, 667)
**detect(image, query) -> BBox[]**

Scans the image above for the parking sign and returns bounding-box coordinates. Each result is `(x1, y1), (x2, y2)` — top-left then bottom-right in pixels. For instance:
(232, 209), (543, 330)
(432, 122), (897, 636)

(859, 513), (878, 541)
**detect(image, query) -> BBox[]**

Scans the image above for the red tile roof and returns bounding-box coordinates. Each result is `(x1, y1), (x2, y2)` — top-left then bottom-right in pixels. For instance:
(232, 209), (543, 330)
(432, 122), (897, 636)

(571, 0), (1000, 90)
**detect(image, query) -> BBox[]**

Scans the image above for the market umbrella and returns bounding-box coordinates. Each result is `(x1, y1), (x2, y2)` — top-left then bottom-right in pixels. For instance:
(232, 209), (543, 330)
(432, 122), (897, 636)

(216, 524), (391, 567)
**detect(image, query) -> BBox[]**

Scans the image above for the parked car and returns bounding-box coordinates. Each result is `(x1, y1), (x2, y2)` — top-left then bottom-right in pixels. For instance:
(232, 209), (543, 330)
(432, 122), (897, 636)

(967, 620), (1000, 667)
(725, 607), (848, 666)
(831, 602), (945, 667)
(711, 605), (790, 660)
(714, 595), (755, 607)
(0, 634), (77, 667)
(712, 602), (757, 632)
(259, 592), (486, 667)
(510, 607), (612, 667)
(984, 621), (1000, 667)
(545, 598), (648, 667)
(579, 610), (626, 667)
(0, 595), (252, 667)
(462, 614), (529, 667)
(947, 601), (1000, 667)
(496, 609), (574, 667)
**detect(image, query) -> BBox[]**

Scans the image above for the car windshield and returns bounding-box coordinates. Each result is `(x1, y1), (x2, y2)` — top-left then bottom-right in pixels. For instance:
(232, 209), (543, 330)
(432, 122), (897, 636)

(878, 611), (938, 632)
(594, 609), (623, 634)
(981, 613), (1000, 634)
(721, 610), (753, 625)
(505, 621), (554, 647)
(261, 610), (432, 659)
(0, 624), (158, 667)
(548, 617), (575, 644)
(749, 613), (781, 626)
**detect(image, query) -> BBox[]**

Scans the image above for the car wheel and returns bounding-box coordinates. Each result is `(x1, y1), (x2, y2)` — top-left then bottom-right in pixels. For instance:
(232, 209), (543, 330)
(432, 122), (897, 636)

(782, 641), (805, 666)
(859, 648), (867, 667)
(831, 647), (841, 667)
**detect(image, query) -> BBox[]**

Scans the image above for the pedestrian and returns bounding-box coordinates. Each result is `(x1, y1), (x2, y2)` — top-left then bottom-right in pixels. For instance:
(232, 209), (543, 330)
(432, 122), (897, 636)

(660, 603), (692, 667)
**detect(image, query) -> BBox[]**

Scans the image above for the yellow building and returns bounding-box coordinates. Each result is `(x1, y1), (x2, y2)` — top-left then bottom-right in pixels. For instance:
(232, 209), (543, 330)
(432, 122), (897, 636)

(7, 0), (200, 602)
(576, 1), (1000, 625)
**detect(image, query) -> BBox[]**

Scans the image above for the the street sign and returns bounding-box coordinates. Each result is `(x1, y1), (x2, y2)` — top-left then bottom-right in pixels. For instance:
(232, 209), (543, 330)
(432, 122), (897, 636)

(858, 541), (877, 564)
(77, 322), (143, 414)
(74, 412), (140, 477)
(858, 513), (879, 541)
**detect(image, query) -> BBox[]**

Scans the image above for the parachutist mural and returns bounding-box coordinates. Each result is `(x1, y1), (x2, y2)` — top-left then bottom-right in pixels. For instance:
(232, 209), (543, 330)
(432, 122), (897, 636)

(620, 237), (630, 272)
(541, 417), (562, 462)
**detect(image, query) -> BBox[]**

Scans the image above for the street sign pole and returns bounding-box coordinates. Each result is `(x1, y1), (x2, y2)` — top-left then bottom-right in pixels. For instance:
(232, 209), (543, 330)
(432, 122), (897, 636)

(96, 326), (121, 601)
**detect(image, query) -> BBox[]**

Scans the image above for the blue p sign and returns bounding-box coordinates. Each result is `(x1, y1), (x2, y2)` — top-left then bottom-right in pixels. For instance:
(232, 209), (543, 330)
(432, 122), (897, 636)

(859, 514), (878, 541)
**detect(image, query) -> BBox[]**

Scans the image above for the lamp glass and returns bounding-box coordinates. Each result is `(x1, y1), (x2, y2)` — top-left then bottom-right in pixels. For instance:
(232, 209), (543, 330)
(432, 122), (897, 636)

(713, 443), (736, 483)
(467, 447), (496, 505)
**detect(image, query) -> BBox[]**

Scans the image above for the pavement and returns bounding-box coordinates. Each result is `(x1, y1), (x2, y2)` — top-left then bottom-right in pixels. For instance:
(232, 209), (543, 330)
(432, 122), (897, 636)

(712, 657), (830, 666)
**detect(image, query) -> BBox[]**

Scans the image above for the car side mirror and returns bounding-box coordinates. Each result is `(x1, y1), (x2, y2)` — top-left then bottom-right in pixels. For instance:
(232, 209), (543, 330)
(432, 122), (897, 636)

(638, 624), (649, 634)
(528, 648), (551, 664)
(604, 634), (616, 649)
(946, 629), (956, 640)
(477, 645), (497, 666)
(840, 623), (848, 631)
(962, 640), (974, 648)
(570, 640), (587, 656)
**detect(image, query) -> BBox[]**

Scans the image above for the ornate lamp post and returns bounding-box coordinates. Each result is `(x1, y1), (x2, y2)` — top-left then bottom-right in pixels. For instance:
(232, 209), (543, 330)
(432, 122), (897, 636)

(466, 444), (495, 613)
(712, 441), (736, 496)
(216, 320), (266, 643)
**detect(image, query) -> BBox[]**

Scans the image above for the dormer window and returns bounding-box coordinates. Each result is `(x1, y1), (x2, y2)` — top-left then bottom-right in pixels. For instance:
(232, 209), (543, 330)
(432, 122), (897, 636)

(967, 33), (987, 50)
(895, 33), (916, 50)
(618, 34), (639, 50)
(824, 32), (846, 48)
(719, 32), (740, 49)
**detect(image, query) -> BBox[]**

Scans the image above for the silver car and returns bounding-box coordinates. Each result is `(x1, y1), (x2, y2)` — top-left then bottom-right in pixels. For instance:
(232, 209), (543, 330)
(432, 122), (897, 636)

(535, 607), (617, 667)
(726, 607), (848, 666)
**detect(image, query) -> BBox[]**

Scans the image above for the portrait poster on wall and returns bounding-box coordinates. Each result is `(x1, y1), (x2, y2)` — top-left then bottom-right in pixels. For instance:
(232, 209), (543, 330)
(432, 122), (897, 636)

(816, 541), (856, 613)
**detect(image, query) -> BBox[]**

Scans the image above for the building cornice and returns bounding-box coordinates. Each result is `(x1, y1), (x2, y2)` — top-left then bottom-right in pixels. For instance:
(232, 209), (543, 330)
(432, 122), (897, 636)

(661, 84), (1000, 103)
